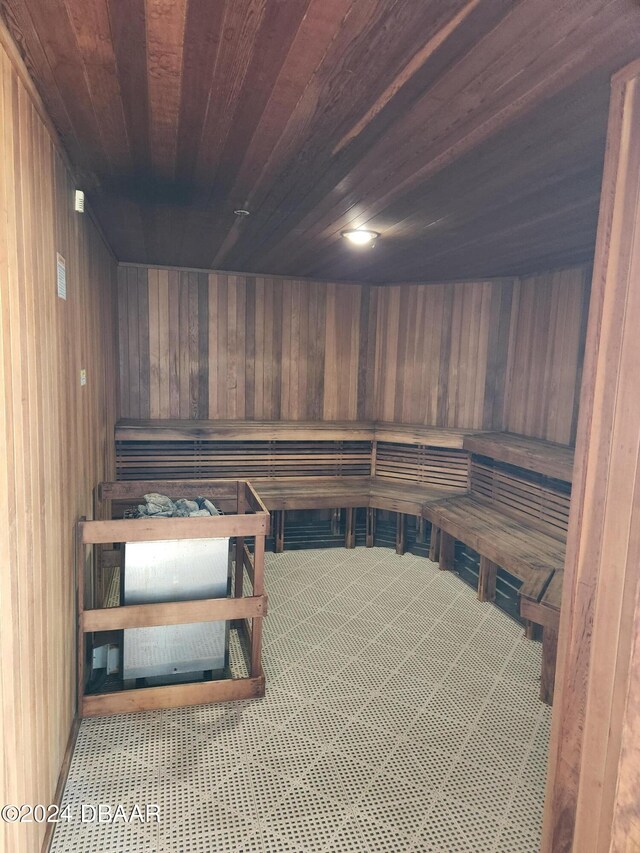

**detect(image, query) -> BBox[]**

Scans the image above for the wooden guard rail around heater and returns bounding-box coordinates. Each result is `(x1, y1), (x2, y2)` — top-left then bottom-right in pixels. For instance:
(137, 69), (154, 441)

(114, 419), (475, 554)
(425, 432), (574, 704)
(78, 479), (269, 717)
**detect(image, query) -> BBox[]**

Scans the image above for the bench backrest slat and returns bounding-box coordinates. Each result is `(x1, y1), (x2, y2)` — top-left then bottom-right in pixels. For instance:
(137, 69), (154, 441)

(470, 458), (571, 538)
(116, 439), (373, 480)
(375, 442), (468, 490)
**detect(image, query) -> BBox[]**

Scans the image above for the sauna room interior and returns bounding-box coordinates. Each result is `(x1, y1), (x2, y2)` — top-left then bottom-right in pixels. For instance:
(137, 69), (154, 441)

(1, 2), (640, 852)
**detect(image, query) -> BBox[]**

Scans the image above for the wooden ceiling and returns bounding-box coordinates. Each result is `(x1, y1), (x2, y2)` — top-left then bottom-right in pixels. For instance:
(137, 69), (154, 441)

(3, 0), (640, 282)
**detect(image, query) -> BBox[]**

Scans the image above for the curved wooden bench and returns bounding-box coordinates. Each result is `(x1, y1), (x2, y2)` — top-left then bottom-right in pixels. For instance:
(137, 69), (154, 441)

(115, 419), (475, 552)
(426, 494), (565, 605)
(113, 421), (572, 703)
(423, 432), (573, 704)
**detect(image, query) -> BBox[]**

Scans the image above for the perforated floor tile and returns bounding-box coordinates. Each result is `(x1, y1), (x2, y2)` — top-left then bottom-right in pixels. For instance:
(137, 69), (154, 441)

(331, 810), (416, 853)
(382, 740), (454, 792)
(261, 785), (352, 850)
(52, 547), (550, 852)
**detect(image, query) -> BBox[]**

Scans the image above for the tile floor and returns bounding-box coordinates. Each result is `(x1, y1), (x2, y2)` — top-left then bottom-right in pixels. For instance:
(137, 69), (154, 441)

(52, 547), (550, 852)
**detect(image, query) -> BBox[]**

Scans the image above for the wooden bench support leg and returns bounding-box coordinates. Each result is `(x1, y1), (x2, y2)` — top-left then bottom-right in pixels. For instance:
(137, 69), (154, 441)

(331, 508), (341, 536)
(345, 508), (356, 549)
(395, 513), (406, 555)
(478, 556), (498, 602)
(416, 516), (426, 543)
(429, 524), (441, 562)
(366, 508), (376, 547)
(439, 531), (455, 571)
(524, 619), (542, 641)
(275, 511), (285, 554)
(540, 625), (558, 705)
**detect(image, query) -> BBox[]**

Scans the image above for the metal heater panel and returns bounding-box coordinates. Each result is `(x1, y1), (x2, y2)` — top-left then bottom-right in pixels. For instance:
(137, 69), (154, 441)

(123, 538), (230, 681)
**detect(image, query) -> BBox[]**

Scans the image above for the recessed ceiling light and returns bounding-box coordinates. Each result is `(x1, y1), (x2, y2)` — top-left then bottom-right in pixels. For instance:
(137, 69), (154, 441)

(341, 228), (379, 246)
(234, 208), (250, 216)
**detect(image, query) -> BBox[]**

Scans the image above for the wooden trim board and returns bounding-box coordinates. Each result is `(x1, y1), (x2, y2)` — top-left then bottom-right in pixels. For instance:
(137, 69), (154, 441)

(82, 595), (267, 632)
(82, 677), (266, 717)
(40, 717), (81, 853)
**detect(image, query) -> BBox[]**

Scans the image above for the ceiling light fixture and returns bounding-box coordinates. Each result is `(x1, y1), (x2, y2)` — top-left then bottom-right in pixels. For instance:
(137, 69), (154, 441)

(341, 228), (379, 247)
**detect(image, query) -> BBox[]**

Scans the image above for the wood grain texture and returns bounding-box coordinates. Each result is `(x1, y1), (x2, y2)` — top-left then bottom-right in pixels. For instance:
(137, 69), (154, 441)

(463, 432), (575, 482)
(2, 1), (640, 280)
(503, 265), (591, 445)
(118, 266), (378, 422)
(542, 60), (640, 853)
(375, 279), (514, 428)
(0, 25), (118, 853)
(119, 263), (589, 444)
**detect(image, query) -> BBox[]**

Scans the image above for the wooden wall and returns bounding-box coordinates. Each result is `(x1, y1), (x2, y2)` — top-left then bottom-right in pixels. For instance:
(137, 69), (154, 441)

(503, 266), (591, 446)
(118, 266), (377, 421)
(542, 60), (640, 852)
(374, 280), (514, 429)
(0, 24), (118, 853)
(119, 264), (590, 444)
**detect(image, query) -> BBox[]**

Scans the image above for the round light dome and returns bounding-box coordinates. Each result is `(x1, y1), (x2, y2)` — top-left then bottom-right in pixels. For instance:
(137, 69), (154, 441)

(341, 228), (379, 246)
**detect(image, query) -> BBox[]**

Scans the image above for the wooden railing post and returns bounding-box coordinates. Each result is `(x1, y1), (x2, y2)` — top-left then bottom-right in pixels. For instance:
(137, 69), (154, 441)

(251, 534), (265, 679)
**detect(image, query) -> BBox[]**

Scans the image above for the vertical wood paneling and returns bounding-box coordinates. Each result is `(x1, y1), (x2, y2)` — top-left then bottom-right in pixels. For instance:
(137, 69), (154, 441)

(119, 268), (376, 421)
(168, 269), (180, 417)
(197, 272), (209, 419)
(0, 29), (118, 853)
(118, 264), (590, 441)
(503, 265), (591, 445)
(374, 281), (516, 430)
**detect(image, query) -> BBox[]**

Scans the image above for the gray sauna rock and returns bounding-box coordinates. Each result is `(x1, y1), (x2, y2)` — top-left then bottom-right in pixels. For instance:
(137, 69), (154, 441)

(135, 492), (222, 518)
(144, 493), (175, 509)
(201, 498), (220, 516)
(175, 498), (200, 514)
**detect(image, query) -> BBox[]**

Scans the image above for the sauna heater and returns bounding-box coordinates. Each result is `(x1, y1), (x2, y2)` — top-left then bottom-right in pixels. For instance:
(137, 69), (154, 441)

(122, 537), (231, 685)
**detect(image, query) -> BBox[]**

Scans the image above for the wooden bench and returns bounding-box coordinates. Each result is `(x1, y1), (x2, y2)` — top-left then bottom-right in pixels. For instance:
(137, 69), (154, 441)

(114, 420), (374, 480)
(427, 493), (567, 604)
(115, 420), (473, 552)
(425, 432), (573, 704)
(115, 421), (572, 702)
(520, 570), (563, 703)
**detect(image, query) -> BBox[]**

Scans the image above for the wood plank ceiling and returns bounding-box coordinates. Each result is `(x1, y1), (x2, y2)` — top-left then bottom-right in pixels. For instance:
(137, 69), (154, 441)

(2, 0), (640, 282)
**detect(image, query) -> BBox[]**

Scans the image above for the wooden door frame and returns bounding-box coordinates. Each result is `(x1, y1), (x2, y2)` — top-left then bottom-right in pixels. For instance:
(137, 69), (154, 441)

(543, 58), (640, 852)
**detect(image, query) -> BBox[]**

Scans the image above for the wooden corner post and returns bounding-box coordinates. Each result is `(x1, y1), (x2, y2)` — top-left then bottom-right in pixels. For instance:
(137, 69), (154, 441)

(542, 60), (640, 853)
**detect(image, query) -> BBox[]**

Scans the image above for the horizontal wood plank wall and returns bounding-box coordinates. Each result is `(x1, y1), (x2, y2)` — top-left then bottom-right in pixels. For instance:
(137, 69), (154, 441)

(503, 265), (591, 445)
(118, 266), (378, 421)
(374, 280), (514, 429)
(0, 28), (118, 853)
